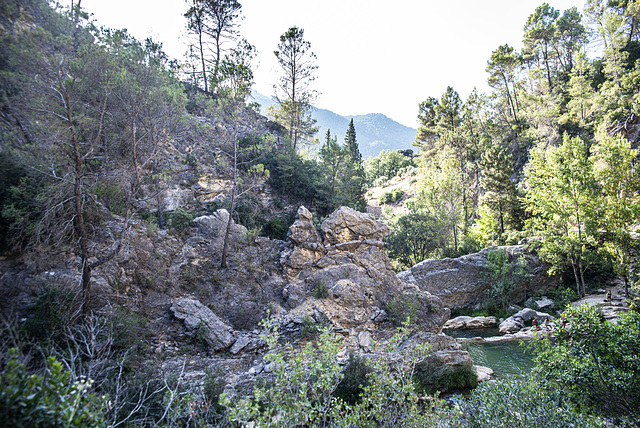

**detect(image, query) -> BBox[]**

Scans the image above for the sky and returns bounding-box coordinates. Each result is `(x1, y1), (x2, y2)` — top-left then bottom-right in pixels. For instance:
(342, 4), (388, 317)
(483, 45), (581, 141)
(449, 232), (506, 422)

(80, 0), (588, 128)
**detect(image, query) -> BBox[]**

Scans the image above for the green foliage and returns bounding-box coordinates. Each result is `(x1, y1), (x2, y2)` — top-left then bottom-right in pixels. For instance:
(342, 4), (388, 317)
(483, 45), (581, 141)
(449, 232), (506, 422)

(261, 212), (295, 241)
(414, 355), (477, 395)
(484, 248), (529, 311)
(384, 293), (433, 327)
(24, 284), (78, 342)
(365, 149), (416, 184)
(458, 379), (605, 427)
(0, 348), (107, 427)
(166, 209), (195, 232)
(378, 188), (404, 205)
(223, 319), (449, 427)
(313, 281), (329, 299)
(385, 213), (448, 269)
(334, 352), (372, 405)
(530, 305), (640, 420)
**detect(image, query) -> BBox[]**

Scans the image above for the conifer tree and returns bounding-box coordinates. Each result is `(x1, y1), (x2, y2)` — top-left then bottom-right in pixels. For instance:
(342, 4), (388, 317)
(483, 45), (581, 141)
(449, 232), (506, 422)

(342, 119), (367, 211)
(319, 129), (346, 209)
(480, 142), (520, 240)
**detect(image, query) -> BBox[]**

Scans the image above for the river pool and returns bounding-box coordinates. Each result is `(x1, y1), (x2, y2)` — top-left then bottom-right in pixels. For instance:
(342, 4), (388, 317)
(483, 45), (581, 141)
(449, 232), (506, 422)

(443, 328), (536, 379)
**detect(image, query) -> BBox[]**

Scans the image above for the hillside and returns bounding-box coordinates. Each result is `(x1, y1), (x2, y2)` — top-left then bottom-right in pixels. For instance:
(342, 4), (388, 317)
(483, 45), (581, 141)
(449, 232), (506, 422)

(251, 91), (418, 157)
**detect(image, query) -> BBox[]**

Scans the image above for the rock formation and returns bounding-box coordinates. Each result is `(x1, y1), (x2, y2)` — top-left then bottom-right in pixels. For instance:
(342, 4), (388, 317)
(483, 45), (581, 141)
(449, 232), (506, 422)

(279, 206), (450, 343)
(397, 245), (559, 310)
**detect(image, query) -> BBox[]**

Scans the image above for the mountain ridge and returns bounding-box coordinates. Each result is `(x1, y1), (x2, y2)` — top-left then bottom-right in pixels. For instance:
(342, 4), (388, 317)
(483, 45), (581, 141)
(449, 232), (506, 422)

(251, 91), (418, 158)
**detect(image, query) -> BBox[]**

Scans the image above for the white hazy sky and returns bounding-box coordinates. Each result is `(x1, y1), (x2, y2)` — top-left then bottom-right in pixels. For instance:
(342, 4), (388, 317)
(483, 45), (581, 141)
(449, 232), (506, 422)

(81, 0), (587, 128)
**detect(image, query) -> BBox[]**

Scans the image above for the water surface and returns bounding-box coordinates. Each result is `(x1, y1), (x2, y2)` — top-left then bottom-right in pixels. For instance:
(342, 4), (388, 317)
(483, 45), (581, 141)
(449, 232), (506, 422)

(444, 328), (535, 378)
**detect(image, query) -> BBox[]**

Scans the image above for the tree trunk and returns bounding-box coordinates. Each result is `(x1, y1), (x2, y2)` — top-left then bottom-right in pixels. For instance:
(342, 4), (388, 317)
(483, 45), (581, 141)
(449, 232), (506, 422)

(220, 181), (236, 268)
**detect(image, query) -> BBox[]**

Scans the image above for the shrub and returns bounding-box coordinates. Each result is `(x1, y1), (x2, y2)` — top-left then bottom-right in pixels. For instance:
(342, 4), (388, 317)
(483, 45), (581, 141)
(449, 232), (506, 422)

(24, 283), (78, 342)
(0, 348), (107, 427)
(459, 379), (605, 427)
(384, 293), (432, 327)
(262, 215), (293, 240)
(167, 208), (195, 231)
(379, 188), (404, 204)
(313, 281), (329, 299)
(530, 305), (640, 420)
(414, 355), (477, 395)
(334, 352), (372, 405)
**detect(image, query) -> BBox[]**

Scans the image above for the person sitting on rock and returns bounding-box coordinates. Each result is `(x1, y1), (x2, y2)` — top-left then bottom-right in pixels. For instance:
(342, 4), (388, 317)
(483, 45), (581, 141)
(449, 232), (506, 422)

(605, 290), (612, 302)
(532, 318), (539, 331)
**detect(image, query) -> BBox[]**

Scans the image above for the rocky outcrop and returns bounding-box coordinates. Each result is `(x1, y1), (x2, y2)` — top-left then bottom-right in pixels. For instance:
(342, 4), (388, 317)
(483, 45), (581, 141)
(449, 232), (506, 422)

(280, 206), (450, 337)
(444, 315), (498, 330)
(397, 245), (559, 310)
(498, 308), (554, 334)
(171, 297), (236, 351)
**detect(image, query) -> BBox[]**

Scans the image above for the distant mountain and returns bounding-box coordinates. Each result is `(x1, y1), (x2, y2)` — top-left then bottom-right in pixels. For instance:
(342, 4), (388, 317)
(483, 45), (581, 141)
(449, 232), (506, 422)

(250, 91), (417, 158)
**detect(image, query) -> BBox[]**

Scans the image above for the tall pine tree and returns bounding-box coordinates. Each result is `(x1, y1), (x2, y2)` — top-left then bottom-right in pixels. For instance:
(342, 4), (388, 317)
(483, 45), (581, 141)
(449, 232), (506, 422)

(342, 119), (367, 211)
(480, 142), (520, 239)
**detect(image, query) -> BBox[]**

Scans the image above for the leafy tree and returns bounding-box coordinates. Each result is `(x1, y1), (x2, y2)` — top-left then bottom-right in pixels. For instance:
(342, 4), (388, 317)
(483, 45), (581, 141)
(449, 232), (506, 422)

(479, 141), (520, 239)
(384, 213), (448, 269)
(523, 3), (560, 91)
(319, 129), (346, 209)
(486, 44), (521, 127)
(272, 26), (318, 151)
(364, 149), (416, 184)
(531, 305), (640, 420)
(524, 134), (600, 298)
(484, 248), (528, 311)
(592, 128), (640, 296)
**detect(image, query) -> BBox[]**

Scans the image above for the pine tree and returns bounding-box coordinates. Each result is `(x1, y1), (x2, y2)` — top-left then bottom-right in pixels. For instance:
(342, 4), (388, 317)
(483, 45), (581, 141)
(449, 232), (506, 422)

(480, 142), (520, 239)
(319, 129), (346, 209)
(341, 119), (367, 211)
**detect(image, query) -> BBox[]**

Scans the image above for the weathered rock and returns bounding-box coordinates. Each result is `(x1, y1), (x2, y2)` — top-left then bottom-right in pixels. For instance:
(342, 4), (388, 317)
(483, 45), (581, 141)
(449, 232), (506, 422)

(321, 206), (392, 247)
(444, 315), (498, 330)
(474, 365), (494, 382)
(534, 296), (554, 311)
(171, 298), (236, 351)
(398, 245), (559, 310)
(192, 209), (247, 253)
(498, 308), (554, 334)
(287, 206), (323, 250)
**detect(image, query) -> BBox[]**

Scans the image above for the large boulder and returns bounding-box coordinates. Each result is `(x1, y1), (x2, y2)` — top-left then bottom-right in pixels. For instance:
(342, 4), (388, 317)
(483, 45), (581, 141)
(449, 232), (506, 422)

(444, 315), (498, 330)
(321, 206), (392, 249)
(171, 298), (236, 351)
(398, 245), (559, 310)
(498, 308), (554, 334)
(287, 206), (323, 250)
(280, 206), (450, 335)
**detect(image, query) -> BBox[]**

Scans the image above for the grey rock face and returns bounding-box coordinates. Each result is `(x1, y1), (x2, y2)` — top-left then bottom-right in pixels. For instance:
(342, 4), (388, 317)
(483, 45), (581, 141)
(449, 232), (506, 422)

(498, 308), (554, 334)
(171, 297), (236, 351)
(444, 315), (498, 330)
(398, 245), (559, 310)
(321, 206), (392, 247)
(280, 206), (449, 335)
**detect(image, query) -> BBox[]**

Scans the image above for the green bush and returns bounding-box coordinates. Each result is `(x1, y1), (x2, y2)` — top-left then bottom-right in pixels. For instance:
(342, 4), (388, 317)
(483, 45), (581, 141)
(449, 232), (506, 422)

(384, 293), (432, 327)
(334, 352), (372, 405)
(414, 355), (477, 395)
(531, 305), (640, 420)
(24, 284), (78, 342)
(0, 348), (107, 427)
(379, 188), (404, 204)
(459, 379), (605, 427)
(313, 281), (329, 299)
(167, 208), (196, 231)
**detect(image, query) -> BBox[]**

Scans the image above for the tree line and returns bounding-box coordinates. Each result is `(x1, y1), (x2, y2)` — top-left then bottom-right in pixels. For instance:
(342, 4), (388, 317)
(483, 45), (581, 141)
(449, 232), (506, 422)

(383, 1), (639, 300)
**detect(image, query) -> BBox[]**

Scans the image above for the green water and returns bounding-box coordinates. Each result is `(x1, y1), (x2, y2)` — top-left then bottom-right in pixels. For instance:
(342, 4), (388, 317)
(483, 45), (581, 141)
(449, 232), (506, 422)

(444, 328), (536, 379)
